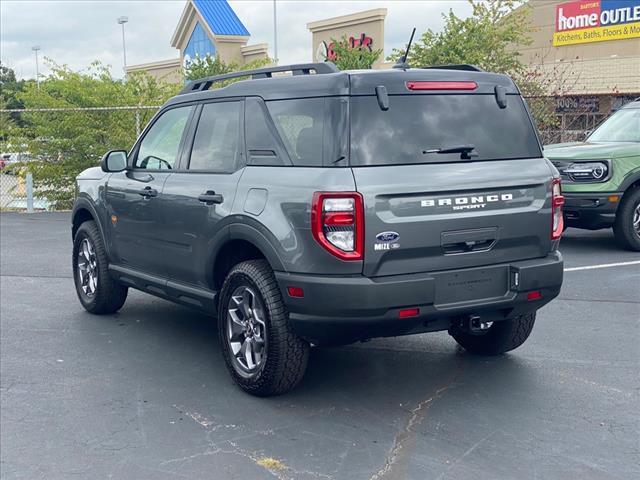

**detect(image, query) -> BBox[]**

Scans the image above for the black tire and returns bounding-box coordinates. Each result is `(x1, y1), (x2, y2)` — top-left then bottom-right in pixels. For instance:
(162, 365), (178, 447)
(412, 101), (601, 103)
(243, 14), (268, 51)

(613, 187), (640, 251)
(72, 220), (128, 314)
(450, 312), (536, 356)
(217, 259), (309, 396)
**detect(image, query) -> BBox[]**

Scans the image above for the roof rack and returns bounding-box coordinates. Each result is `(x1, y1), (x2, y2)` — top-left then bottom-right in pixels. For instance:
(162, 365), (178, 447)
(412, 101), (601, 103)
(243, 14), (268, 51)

(422, 64), (484, 72)
(179, 62), (340, 95)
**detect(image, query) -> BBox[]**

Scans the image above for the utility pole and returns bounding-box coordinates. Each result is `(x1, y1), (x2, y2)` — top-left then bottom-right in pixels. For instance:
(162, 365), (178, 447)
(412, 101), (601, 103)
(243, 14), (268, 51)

(273, 0), (278, 64)
(32, 45), (41, 89)
(117, 16), (129, 74)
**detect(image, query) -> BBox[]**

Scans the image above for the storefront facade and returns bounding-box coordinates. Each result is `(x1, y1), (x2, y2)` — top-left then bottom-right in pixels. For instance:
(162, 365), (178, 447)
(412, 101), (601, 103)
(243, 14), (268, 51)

(519, 0), (640, 139)
(127, 0), (268, 82)
(307, 9), (388, 68)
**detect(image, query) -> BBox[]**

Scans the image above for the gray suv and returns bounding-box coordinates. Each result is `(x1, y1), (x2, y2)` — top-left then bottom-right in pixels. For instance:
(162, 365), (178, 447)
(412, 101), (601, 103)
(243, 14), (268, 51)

(72, 62), (564, 396)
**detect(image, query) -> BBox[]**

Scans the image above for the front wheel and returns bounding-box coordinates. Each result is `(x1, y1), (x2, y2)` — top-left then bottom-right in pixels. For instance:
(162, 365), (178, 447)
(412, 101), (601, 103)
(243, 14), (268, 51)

(450, 312), (536, 356)
(218, 260), (309, 396)
(613, 187), (640, 251)
(73, 221), (128, 314)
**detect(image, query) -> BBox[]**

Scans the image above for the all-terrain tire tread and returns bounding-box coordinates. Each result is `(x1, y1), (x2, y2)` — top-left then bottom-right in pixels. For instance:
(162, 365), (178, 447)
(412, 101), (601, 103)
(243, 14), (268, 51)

(218, 259), (309, 396)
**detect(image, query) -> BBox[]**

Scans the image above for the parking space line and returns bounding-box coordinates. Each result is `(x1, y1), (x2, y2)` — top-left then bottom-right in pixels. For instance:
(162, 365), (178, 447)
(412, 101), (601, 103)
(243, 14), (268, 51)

(564, 260), (640, 272)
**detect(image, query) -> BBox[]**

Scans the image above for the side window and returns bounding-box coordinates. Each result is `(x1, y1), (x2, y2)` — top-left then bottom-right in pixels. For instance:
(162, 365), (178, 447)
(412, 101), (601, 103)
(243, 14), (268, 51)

(245, 98), (288, 166)
(266, 98), (325, 167)
(188, 101), (242, 172)
(135, 106), (193, 170)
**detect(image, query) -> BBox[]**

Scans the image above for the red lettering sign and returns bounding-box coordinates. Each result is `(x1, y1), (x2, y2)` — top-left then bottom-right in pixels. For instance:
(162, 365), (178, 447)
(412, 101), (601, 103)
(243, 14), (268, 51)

(556, 1), (601, 32)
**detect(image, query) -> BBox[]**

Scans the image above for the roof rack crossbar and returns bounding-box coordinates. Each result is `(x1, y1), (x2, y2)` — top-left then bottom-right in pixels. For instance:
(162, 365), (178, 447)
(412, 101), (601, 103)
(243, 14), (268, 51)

(422, 64), (484, 72)
(179, 62), (339, 95)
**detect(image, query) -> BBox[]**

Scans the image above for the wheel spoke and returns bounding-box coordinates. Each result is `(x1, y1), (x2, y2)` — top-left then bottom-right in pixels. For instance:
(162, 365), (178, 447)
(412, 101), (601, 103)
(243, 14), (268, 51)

(77, 238), (98, 297)
(226, 285), (268, 373)
(243, 339), (255, 370)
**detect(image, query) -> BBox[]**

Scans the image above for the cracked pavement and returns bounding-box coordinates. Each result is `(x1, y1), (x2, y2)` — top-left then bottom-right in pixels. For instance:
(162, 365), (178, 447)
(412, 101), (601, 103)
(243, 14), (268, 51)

(1, 212), (638, 479)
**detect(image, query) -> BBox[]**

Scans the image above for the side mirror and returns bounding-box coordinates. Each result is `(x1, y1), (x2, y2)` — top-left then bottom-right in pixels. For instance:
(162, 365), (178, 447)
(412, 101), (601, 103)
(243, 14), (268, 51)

(100, 150), (128, 172)
(583, 130), (592, 140)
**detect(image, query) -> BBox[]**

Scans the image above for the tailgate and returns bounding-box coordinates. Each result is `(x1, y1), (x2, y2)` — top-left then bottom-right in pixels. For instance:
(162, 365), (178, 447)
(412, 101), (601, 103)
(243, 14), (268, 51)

(353, 158), (553, 277)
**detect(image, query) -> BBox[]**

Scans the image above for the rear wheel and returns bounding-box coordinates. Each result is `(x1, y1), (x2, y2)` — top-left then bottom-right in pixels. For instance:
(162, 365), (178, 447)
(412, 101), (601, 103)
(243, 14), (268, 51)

(218, 260), (309, 396)
(613, 187), (640, 251)
(73, 221), (128, 314)
(450, 312), (536, 356)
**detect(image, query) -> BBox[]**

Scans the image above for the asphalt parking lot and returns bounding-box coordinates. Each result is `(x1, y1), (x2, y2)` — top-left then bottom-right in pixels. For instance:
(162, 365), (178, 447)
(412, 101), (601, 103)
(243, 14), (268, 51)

(1, 212), (638, 480)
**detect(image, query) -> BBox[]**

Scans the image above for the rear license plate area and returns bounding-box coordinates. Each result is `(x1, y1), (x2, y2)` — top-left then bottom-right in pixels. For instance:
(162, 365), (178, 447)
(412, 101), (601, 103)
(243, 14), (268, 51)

(433, 266), (508, 305)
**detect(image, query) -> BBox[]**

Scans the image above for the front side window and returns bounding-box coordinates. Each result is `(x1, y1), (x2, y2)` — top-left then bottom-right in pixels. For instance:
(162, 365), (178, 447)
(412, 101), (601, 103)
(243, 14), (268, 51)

(188, 101), (242, 172)
(135, 106), (193, 170)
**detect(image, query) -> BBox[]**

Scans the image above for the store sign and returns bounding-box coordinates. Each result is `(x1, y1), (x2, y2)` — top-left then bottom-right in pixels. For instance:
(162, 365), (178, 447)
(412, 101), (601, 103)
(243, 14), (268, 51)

(553, 0), (640, 46)
(315, 33), (374, 62)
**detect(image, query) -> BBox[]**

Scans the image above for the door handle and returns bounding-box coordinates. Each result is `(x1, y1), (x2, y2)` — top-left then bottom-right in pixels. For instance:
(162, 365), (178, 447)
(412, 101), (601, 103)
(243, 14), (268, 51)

(138, 186), (158, 198)
(198, 190), (224, 205)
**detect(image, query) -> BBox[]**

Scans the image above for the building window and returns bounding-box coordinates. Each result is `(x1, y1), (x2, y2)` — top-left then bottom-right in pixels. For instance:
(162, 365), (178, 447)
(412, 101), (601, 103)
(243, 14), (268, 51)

(184, 21), (216, 65)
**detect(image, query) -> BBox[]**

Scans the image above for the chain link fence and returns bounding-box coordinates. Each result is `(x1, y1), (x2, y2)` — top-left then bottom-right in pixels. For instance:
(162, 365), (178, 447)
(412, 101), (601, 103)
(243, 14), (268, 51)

(1, 95), (633, 211)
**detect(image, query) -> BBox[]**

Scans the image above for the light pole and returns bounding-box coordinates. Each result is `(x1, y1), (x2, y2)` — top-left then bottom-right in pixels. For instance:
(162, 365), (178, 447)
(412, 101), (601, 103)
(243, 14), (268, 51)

(272, 0), (278, 64)
(117, 16), (128, 74)
(32, 45), (41, 89)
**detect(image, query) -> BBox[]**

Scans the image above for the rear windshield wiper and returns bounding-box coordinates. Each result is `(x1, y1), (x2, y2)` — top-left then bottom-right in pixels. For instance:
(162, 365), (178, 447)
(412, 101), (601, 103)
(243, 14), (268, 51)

(422, 144), (478, 160)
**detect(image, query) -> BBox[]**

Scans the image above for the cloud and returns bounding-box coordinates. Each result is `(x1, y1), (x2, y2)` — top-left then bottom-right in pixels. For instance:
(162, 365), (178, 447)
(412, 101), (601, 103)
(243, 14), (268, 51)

(0, 0), (472, 79)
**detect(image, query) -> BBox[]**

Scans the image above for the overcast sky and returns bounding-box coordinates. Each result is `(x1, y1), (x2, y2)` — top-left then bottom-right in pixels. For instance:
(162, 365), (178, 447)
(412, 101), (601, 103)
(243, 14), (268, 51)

(0, 0), (473, 80)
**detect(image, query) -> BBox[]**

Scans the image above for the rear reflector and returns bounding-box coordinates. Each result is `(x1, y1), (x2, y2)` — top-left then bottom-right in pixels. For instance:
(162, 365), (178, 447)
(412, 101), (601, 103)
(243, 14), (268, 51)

(527, 291), (542, 301)
(406, 81), (477, 91)
(287, 286), (304, 298)
(399, 308), (420, 319)
(551, 178), (565, 240)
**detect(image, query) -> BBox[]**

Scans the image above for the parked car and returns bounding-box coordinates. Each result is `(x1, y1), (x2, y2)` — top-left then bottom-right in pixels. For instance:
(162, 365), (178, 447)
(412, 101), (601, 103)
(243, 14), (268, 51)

(71, 62), (564, 396)
(545, 100), (640, 250)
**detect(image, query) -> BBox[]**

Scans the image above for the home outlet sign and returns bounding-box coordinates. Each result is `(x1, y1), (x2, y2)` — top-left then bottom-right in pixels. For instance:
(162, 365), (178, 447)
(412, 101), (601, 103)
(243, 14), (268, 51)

(553, 0), (640, 46)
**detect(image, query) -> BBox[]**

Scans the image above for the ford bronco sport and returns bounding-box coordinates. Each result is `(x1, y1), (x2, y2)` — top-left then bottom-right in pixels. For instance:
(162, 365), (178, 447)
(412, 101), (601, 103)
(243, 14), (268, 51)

(545, 99), (640, 251)
(72, 62), (564, 396)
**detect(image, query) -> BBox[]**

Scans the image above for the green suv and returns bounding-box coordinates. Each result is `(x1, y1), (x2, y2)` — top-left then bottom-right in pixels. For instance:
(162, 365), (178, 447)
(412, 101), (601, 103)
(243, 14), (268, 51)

(545, 100), (640, 251)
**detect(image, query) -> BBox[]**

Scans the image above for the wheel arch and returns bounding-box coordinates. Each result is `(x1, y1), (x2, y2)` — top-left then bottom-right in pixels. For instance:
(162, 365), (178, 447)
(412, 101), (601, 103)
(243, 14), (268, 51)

(618, 170), (640, 194)
(72, 197), (111, 258)
(209, 222), (286, 292)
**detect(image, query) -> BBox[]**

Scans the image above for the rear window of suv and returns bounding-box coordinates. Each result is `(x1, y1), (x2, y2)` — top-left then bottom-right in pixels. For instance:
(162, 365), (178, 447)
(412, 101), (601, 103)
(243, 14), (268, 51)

(350, 94), (542, 166)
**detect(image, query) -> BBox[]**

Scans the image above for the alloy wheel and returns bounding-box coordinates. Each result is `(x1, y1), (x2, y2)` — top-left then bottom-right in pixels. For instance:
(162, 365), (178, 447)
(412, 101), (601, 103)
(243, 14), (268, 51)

(77, 238), (98, 297)
(226, 286), (267, 373)
(633, 203), (640, 237)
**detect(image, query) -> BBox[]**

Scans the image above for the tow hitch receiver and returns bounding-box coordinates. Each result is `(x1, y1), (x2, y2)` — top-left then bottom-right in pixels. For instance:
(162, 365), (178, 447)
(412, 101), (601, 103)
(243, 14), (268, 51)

(469, 315), (493, 332)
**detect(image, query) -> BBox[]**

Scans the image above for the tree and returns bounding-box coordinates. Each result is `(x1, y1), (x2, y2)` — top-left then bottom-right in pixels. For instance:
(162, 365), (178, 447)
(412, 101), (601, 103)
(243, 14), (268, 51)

(184, 54), (271, 85)
(330, 36), (382, 70)
(389, 0), (531, 75)
(14, 61), (180, 208)
(0, 63), (27, 143)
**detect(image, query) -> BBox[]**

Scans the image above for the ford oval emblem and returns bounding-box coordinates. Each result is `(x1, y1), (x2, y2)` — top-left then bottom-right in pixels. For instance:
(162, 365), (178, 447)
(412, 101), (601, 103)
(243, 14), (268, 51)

(376, 231), (400, 243)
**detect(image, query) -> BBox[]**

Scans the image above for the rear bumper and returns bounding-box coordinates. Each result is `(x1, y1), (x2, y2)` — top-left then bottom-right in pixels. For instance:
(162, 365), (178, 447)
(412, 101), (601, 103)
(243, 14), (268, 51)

(275, 252), (563, 345)
(563, 192), (622, 230)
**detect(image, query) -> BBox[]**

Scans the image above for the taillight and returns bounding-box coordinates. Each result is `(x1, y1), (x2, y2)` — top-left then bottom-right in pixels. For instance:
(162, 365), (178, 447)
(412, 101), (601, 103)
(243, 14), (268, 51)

(406, 81), (477, 91)
(312, 192), (364, 261)
(551, 178), (565, 240)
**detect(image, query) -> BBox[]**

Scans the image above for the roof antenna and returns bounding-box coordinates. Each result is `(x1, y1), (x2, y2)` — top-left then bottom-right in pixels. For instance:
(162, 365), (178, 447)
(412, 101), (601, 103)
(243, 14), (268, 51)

(393, 27), (416, 70)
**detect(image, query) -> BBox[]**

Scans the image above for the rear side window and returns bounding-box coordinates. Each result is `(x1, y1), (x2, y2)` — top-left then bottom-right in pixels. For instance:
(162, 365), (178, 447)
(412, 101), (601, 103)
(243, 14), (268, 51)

(189, 101), (242, 172)
(350, 94), (542, 166)
(266, 98), (348, 167)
